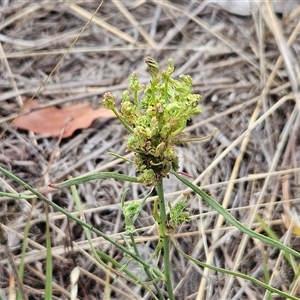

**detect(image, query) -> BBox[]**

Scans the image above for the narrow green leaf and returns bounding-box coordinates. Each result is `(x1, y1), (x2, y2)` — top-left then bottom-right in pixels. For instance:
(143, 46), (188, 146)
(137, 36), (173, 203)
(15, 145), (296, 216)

(45, 207), (52, 300)
(255, 213), (293, 267)
(49, 172), (139, 189)
(171, 170), (300, 258)
(172, 236), (299, 300)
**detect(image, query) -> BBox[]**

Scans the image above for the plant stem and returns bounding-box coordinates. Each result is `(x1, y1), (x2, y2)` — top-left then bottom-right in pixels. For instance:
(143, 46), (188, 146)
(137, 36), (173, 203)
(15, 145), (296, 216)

(128, 232), (165, 300)
(156, 180), (175, 300)
(45, 204), (53, 300)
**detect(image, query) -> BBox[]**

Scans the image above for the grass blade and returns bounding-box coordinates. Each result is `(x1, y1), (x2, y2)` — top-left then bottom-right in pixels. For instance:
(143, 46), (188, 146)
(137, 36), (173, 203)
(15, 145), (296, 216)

(171, 170), (300, 258)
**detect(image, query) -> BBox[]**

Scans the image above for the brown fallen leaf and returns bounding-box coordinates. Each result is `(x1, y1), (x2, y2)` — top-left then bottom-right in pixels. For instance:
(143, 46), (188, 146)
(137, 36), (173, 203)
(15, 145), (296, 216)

(14, 100), (116, 138)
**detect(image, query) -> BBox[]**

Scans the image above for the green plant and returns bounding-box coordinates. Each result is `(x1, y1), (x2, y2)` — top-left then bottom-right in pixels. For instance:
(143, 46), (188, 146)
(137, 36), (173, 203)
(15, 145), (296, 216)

(1, 58), (300, 300)
(103, 57), (202, 185)
(102, 57), (202, 299)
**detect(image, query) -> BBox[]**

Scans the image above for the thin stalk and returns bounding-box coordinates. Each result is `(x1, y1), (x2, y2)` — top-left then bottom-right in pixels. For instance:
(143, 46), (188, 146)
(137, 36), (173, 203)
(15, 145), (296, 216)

(45, 205), (52, 300)
(128, 232), (165, 300)
(0, 192), (36, 199)
(17, 211), (31, 300)
(156, 180), (175, 300)
(94, 249), (159, 299)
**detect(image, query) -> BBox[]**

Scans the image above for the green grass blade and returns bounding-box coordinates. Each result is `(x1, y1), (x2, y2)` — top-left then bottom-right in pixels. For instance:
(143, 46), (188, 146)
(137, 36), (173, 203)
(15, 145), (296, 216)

(171, 170), (300, 258)
(49, 172), (139, 189)
(45, 206), (52, 300)
(0, 192), (36, 199)
(70, 182), (110, 267)
(17, 220), (30, 300)
(172, 236), (299, 300)
(254, 213), (294, 268)
(17, 198), (35, 300)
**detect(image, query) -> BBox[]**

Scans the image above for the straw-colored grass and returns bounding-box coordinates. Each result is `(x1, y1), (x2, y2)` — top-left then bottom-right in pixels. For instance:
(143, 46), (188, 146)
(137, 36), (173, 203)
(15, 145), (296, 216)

(0, 1), (300, 299)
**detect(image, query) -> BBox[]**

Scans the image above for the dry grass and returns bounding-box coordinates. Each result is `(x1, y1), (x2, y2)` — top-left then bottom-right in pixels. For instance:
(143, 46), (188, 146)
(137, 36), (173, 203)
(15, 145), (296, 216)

(0, 1), (300, 299)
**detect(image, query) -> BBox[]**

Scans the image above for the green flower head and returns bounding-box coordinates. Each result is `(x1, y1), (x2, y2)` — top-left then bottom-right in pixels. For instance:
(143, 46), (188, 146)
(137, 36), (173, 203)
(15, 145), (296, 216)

(102, 58), (202, 185)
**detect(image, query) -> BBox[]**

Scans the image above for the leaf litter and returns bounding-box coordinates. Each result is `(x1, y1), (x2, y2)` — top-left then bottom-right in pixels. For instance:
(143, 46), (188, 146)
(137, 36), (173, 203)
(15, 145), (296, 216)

(0, 1), (300, 299)
(14, 99), (116, 138)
